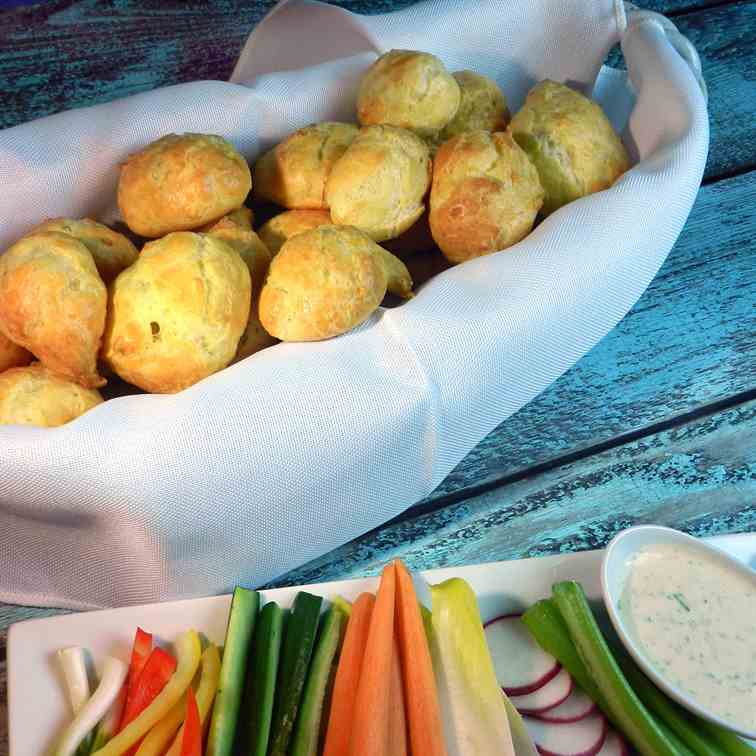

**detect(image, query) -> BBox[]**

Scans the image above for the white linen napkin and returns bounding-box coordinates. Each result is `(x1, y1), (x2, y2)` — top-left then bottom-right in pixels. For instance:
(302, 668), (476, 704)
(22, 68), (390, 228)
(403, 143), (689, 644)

(0, 0), (708, 609)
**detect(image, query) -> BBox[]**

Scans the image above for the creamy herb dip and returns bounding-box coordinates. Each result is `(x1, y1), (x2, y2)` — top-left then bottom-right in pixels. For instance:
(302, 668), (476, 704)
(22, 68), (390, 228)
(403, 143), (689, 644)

(619, 542), (756, 731)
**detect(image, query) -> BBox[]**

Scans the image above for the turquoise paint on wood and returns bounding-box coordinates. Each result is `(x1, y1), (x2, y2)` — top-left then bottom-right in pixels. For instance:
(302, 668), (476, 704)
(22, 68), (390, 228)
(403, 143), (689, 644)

(419, 170), (756, 505)
(271, 399), (756, 587)
(1, 0), (754, 183)
(605, 1), (756, 182)
(2, 396), (750, 634)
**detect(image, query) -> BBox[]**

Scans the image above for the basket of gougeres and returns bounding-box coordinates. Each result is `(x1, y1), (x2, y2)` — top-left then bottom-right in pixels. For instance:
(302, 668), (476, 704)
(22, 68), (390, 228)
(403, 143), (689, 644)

(0, 0), (708, 608)
(0, 58), (628, 410)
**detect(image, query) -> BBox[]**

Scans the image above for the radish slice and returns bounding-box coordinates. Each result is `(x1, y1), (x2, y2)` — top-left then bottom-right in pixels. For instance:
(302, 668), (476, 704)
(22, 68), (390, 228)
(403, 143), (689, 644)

(510, 667), (573, 714)
(531, 687), (598, 723)
(484, 614), (560, 695)
(596, 731), (629, 756)
(523, 710), (607, 756)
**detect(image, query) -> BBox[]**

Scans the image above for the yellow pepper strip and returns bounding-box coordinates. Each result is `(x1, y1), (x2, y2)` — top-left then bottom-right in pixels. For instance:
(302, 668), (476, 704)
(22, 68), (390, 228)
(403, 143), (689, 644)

(133, 697), (186, 756)
(93, 630), (202, 756)
(164, 644), (222, 756)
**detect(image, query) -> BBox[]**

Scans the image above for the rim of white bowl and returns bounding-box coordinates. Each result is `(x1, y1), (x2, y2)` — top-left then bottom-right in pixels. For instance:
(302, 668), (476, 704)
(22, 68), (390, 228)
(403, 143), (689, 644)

(601, 524), (756, 741)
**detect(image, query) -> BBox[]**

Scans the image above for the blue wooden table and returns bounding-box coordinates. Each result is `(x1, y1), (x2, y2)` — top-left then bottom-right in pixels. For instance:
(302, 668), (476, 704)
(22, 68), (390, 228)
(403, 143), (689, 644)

(0, 0), (754, 750)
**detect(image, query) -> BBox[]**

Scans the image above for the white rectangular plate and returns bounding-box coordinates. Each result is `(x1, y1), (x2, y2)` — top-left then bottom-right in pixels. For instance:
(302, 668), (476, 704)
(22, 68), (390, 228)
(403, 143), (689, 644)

(9, 532), (756, 755)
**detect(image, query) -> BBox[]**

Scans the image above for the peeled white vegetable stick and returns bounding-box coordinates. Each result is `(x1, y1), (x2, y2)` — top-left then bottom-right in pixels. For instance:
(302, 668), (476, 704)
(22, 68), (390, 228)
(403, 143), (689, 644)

(54, 656), (128, 756)
(57, 647), (91, 715)
(89, 684), (127, 753)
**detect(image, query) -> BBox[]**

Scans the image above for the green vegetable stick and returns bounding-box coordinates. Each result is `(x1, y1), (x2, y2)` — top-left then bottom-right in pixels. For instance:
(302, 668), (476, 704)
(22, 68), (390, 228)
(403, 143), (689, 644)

(617, 654), (724, 756)
(552, 581), (680, 756)
(332, 596), (352, 619)
(237, 601), (285, 756)
(620, 649), (756, 756)
(290, 604), (348, 756)
(268, 591), (323, 756)
(521, 598), (604, 705)
(699, 721), (756, 756)
(207, 586), (260, 756)
(659, 721), (699, 756)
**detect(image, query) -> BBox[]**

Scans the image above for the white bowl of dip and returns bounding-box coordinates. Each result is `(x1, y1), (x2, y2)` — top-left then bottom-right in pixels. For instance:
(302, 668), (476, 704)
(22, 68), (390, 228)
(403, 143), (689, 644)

(602, 525), (756, 740)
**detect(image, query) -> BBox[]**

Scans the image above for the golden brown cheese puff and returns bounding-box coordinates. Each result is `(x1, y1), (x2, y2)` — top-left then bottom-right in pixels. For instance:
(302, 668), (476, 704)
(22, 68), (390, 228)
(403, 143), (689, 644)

(508, 80), (630, 216)
(253, 123), (358, 210)
(438, 71), (510, 142)
(204, 222), (271, 290)
(259, 225), (412, 342)
(257, 209), (332, 256)
(197, 205), (254, 232)
(0, 331), (32, 373)
(357, 50), (461, 138)
(201, 223), (277, 362)
(102, 232), (251, 393)
(326, 125), (431, 242)
(29, 217), (138, 284)
(0, 363), (102, 427)
(118, 133), (252, 238)
(382, 210), (435, 258)
(429, 131), (544, 264)
(0, 231), (107, 387)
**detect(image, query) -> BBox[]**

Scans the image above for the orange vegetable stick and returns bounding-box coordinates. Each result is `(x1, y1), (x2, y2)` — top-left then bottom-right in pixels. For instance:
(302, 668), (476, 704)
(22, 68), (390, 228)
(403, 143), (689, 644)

(395, 559), (448, 756)
(323, 592), (375, 756)
(348, 563), (397, 756)
(388, 634), (408, 756)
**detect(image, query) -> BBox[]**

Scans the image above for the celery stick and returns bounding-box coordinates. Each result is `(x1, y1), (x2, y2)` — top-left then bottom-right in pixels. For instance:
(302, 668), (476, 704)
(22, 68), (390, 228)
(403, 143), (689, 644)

(552, 581), (680, 756)
(619, 649), (756, 755)
(660, 721), (699, 756)
(521, 599), (603, 705)
(699, 722), (756, 756)
(617, 654), (724, 756)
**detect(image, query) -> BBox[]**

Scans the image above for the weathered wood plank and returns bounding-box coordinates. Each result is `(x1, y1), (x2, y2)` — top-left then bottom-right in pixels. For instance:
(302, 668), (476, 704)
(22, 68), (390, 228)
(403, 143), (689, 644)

(0, 0), (753, 182)
(270, 397), (756, 587)
(416, 170), (756, 506)
(606, 1), (756, 182)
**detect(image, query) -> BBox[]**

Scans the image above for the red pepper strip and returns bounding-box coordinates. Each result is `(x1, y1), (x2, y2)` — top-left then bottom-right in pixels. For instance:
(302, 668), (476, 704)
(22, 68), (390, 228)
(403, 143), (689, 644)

(118, 627), (153, 732)
(181, 687), (202, 756)
(120, 646), (177, 755)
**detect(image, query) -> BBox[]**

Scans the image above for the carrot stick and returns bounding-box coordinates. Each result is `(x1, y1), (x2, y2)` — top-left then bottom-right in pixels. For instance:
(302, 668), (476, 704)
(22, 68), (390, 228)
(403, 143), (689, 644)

(323, 593), (375, 756)
(388, 634), (408, 756)
(395, 559), (448, 756)
(348, 563), (397, 756)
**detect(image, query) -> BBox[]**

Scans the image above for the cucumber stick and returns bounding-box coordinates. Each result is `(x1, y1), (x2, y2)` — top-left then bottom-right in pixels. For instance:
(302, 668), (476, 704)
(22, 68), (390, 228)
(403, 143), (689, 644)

(237, 601), (285, 756)
(207, 586), (260, 756)
(552, 581), (680, 756)
(290, 604), (348, 756)
(268, 591), (323, 756)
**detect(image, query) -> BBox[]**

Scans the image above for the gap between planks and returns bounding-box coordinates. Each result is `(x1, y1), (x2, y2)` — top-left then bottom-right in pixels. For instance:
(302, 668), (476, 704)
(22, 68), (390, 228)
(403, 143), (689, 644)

(402, 386), (756, 523)
(273, 396), (756, 586)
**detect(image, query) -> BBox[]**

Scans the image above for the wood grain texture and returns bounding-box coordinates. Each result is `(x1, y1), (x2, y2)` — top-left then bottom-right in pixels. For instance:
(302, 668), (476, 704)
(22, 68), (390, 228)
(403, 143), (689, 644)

(0, 0), (754, 182)
(606, 0), (756, 182)
(418, 170), (756, 506)
(270, 398), (756, 587)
